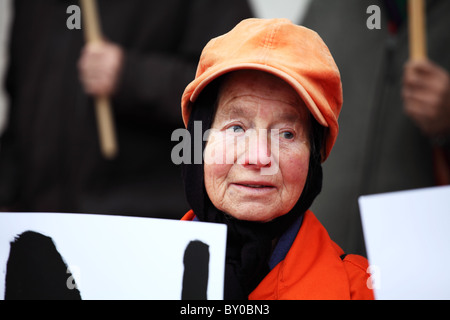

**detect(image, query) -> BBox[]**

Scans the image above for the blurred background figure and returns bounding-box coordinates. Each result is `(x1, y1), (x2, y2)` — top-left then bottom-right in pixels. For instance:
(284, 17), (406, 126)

(0, 0), (253, 218)
(302, 0), (450, 256)
(245, 0), (450, 256)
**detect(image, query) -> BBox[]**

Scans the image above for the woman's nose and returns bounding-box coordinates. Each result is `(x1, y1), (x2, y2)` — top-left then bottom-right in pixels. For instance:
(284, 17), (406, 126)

(243, 129), (272, 168)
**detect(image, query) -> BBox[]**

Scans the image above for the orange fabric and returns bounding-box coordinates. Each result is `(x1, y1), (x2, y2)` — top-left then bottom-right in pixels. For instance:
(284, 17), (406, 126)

(181, 210), (374, 300)
(181, 209), (196, 221)
(181, 18), (343, 161)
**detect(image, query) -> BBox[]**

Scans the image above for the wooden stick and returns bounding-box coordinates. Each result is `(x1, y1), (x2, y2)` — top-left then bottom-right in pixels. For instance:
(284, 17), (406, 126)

(80, 0), (118, 159)
(408, 0), (427, 60)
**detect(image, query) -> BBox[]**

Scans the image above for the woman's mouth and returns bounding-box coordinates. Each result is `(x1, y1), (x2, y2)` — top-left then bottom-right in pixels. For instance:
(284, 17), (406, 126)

(239, 184), (272, 188)
(232, 181), (276, 192)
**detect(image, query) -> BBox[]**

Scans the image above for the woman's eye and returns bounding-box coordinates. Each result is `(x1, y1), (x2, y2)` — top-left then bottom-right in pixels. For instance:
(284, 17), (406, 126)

(227, 125), (245, 133)
(281, 131), (294, 140)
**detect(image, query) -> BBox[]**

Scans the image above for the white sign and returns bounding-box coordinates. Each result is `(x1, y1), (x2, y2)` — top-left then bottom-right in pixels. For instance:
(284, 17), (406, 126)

(359, 186), (450, 300)
(0, 212), (227, 300)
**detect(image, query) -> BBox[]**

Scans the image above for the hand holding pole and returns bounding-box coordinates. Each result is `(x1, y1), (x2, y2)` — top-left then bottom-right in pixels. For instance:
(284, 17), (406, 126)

(80, 0), (118, 159)
(408, 0), (450, 185)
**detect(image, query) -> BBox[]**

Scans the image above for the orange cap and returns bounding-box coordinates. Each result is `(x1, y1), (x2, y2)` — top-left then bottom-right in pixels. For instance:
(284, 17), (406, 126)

(181, 18), (342, 161)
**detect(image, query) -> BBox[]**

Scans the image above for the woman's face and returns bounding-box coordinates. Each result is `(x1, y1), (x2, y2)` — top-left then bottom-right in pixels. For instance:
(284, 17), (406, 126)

(203, 70), (311, 222)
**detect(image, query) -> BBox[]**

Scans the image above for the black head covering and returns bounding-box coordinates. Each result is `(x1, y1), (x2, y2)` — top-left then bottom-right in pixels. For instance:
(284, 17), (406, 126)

(181, 77), (324, 299)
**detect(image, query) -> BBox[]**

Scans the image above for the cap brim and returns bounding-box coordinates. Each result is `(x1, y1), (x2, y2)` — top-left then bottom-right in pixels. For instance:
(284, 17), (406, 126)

(187, 63), (328, 128)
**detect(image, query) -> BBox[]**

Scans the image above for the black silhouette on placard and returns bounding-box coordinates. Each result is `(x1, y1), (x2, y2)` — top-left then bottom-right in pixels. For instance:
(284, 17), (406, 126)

(181, 240), (210, 300)
(3, 231), (211, 299)
(4, 231), (81, 300)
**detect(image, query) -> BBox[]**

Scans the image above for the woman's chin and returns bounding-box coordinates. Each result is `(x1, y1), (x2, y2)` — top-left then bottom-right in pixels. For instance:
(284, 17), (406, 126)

(224, 205), (286, 223)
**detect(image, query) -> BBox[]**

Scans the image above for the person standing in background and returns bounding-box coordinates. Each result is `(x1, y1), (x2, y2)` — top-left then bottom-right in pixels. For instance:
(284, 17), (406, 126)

(301, 0), (450, 256)
(0, 0), (253, 218)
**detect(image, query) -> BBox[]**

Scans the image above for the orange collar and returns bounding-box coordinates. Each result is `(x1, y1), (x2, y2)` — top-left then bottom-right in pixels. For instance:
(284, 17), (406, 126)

(182, 210), (358, 300)
(249, 211), (351, 300)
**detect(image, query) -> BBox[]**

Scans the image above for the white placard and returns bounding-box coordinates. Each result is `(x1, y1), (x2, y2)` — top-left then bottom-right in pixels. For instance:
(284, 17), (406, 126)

(0, 212), (227, 300)
(359, 186), (450, 300)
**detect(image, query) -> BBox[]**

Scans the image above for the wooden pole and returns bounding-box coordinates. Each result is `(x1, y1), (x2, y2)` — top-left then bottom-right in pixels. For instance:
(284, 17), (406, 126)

(408, 0), (427, 60)
(80, 0), (118, 159)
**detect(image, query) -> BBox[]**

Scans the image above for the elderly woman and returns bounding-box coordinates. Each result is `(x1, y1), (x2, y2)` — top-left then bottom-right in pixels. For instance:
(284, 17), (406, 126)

(180, 18), (374, 300)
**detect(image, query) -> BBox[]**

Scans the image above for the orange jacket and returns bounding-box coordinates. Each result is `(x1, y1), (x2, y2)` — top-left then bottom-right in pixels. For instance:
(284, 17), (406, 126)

(182, 210), (374, 300)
